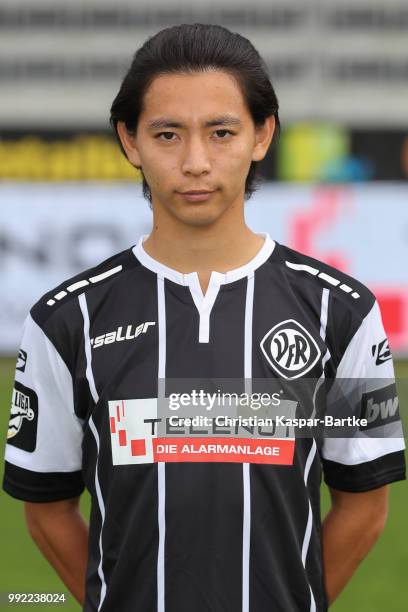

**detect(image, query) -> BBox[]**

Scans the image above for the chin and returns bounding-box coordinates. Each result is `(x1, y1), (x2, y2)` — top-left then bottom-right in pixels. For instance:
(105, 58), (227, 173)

(169, 200), (227, 227)
(176, 212), (222, 228)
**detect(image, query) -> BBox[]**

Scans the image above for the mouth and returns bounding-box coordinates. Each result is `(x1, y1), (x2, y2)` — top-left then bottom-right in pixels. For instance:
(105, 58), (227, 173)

(177, 189), (217, 202)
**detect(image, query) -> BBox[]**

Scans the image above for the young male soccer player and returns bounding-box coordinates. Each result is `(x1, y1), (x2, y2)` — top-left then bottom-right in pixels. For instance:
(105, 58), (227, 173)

(2, 24), (406, 612)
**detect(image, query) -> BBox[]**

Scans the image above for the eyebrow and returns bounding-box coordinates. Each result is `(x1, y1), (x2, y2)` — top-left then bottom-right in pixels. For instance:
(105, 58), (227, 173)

(146, 115), (242, 130)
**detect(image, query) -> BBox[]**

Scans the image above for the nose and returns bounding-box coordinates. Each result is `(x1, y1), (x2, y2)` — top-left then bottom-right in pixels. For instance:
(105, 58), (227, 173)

(181, 135), (211, 176)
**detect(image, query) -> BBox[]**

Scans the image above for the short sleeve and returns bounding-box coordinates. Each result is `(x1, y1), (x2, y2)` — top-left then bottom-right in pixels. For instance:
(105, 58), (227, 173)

(321, 300), (406, 492)
(2, 313), (85, 502)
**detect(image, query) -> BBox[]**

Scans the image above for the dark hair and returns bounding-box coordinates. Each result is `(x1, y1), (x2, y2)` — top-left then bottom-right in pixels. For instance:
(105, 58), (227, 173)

(110, 23), (280, 202)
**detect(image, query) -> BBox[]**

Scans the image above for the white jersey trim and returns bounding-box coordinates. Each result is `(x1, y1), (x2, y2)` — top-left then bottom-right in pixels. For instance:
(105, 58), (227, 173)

(5, 314), (83, 473)
(133, 233), (274, 344)
(133, 233), (275, 288)
(322, 300), (406, 466)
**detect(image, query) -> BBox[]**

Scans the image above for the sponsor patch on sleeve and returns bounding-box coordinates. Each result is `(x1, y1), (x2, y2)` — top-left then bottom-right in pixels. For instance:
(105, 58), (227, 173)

(7, 381), (38, 452)
(371, 339), (392, 366)
(359, 383), (400, 430)
(16, 349), (28, 372)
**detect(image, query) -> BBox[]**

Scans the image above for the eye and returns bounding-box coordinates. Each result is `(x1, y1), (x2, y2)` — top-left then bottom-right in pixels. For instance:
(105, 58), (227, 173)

(155, 132), (177, 141)
(213, 129), (233, 139)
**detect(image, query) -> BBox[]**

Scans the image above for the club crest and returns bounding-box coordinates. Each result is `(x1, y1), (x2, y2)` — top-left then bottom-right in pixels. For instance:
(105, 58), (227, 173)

(260, 319), (321, 379)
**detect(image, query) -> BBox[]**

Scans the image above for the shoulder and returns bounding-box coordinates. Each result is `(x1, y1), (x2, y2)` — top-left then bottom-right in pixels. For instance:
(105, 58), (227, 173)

(31, 246), (140, 328)
(25, 246), (141, 374)
(272, 242), (376, 320)
(271, 243), (380, 369)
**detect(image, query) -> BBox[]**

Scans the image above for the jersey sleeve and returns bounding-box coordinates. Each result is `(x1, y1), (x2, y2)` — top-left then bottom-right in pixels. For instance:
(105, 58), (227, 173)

(320, 299), (406, 492)
(2, 313), (85, 502)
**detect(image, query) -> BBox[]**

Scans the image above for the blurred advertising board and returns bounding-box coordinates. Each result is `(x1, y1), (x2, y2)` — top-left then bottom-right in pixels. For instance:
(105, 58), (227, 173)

(1, 128), (407, 182)
(0, 182), (407, 355)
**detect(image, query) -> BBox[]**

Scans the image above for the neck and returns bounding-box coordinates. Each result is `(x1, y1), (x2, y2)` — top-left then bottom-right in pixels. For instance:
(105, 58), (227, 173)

(142, 197), (265, 293)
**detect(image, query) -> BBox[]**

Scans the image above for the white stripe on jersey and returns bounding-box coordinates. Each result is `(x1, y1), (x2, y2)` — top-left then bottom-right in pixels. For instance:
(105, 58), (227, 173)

(78, 293), (107, 611)
(301, 288), (331, 612)
(157, 275), (166, 612)
(320, 288), (330, 340)
(242, 273), (254, 612)
(88, 416), (107, 611)
(78, 293), (99, 404)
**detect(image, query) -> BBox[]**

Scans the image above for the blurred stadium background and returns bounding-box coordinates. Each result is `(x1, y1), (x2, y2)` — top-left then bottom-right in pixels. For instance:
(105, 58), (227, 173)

(0, 1), (407, 610)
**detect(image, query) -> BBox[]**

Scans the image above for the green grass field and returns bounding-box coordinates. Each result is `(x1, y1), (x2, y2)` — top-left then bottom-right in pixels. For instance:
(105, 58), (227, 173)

(0, 357), (406, 611)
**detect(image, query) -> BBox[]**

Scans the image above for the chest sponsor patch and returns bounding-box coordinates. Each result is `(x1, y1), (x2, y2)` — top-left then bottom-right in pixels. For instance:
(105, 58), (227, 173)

(260, 319), (321, 379)
(108, 398), (295, 466)
(7, 381), (38, 452)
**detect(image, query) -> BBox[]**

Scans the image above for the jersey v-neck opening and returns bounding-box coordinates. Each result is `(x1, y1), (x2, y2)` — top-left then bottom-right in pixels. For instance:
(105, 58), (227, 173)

(132, 233), (275, 343)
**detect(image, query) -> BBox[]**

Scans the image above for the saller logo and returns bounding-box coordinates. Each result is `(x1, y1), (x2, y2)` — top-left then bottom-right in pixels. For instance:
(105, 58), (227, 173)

(360, 383), (400, 430)
(260, 319), (321, 379)
(91, 321), (155, 349)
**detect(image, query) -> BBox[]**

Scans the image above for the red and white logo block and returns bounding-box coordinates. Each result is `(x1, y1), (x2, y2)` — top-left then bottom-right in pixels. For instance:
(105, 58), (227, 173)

(108, 398), (295, 466)
(109, 398), (158, 465)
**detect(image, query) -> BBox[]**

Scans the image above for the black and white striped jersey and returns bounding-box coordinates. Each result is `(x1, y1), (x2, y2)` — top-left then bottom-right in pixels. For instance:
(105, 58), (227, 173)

(3, 233), (406, 612)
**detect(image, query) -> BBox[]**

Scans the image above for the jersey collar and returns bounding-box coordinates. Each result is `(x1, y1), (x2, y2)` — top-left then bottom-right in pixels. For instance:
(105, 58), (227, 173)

(132, 232), (275, 287)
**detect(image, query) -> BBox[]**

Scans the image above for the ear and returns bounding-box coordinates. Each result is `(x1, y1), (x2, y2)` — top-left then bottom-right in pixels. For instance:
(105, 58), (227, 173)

(116, 121), (142, 168)
(252, 115), (276, 162)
